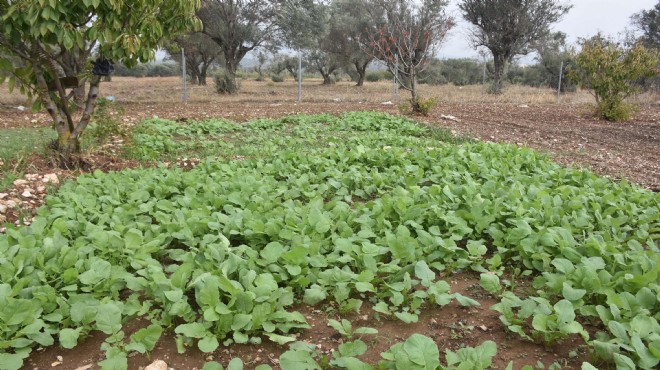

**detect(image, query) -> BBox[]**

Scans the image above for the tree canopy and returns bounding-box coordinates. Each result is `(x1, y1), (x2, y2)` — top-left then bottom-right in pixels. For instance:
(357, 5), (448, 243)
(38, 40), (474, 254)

(459, 0), (571, 94)
(368, 0), (454, 112)
(632, 0), (660, 49)
(0, 0), (201, 165)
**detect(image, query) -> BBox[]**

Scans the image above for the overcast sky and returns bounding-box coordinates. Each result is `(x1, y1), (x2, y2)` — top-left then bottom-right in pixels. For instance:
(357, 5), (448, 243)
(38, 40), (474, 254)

(438, 0), (658, 62)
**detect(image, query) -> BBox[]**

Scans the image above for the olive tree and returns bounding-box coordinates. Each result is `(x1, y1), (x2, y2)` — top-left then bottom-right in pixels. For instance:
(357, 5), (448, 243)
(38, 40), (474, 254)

(197, 0), (281, 93)
(632, 1), (660, 49)
(166, 33), (222, 85)
(0, 0), (201, 167)
(459, 0), (571, 94)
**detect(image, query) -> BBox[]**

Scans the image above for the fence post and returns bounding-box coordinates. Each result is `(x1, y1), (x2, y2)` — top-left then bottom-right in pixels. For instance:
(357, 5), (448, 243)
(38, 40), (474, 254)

(181, 48), (187, 102)
(482, 58), (487, 96)
(297, 51), (302, 103)
(393, 56), (399, 102)
(557, 61), (564, 104)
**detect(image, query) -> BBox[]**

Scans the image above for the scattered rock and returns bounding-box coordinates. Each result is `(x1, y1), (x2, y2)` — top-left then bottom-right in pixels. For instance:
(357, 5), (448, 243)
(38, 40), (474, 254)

(0, 204), (7, 214)
(43, 173), (59, 184)
(13, 179), (28, 186)
(56, 356), (63, 362)
(145, 360), (168, 370)
(440, 114), (460, 122)
(0, 193), (7, 199)
(21, 190), (33, 198)
(51, 361), (61, 367)
(73, 365), (93, 370)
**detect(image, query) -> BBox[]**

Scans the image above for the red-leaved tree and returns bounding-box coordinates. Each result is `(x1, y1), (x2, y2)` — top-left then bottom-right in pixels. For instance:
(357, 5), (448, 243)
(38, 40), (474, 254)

(367, 0), (454, 112)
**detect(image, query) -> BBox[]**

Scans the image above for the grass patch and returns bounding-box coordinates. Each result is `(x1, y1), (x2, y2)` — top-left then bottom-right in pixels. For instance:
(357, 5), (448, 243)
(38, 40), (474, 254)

(0, 127), (54, 191)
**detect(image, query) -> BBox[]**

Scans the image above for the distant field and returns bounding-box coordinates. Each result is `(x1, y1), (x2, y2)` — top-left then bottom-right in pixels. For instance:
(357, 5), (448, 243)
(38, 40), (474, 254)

(0, 75), (628, 107)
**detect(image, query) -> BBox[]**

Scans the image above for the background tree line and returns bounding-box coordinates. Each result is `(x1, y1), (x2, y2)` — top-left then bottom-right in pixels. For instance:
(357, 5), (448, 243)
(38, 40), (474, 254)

(1, 0), (659, 163)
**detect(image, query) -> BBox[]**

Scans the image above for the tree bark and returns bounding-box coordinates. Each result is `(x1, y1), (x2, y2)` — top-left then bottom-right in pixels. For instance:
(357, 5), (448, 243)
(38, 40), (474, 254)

(354, 60), (369, 87)
(491, 53), (507, 95)
(200, 64), (209, 85)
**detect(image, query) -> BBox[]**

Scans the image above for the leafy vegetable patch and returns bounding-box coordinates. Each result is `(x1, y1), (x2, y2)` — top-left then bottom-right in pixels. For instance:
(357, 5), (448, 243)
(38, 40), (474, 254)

(0, 112), (658, 369)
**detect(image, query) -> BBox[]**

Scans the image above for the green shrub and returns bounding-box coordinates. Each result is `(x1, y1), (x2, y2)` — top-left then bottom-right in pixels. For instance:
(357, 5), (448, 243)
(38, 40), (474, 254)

(214, 70), (241, 94)
(271, 73), (284, 83)
(366, 71), (384, 82)
(570, 35), (659, 122)
(145, 63), (178, 77)
(398, 95), (437, 116)
(398, 96), (437, 116)
(84, 98), (126, 148)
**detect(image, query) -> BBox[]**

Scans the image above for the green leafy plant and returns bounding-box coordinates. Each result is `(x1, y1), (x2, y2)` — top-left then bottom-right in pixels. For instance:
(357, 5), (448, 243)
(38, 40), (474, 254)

(0, 112), (658, 369)
(398, 96), (438, 116)
(570, 34), (659, 121)
(84, 97), (127, 148)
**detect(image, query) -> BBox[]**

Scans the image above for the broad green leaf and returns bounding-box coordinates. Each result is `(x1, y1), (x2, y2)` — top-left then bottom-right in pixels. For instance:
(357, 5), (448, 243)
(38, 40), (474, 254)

(175, 323), (207, 338)
(414, 261), (435, 283)
(402, 334), (440, 369)
(303, 285), (326, 305)
(227, 358), (243, 370)
(454, 293), (481, 307)
(59, 328), (81, 349)
(480, 273), (501, 295)
(265, 333), (296, 345)
(0, 352), (29, 370)
(395, 312), (419, 323)
(279, 349), (320, 370)
(562, 283), (586, 301)
(96, 302), (122, 334)
(202, 362), (224, 370)
(338, 339), (368, 357)
(198, 335), (220, 353)
(613, 354), (636, 370)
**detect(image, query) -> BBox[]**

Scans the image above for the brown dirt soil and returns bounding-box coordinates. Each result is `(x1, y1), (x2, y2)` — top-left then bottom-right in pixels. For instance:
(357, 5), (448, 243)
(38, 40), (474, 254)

(1, 77), (656, 369)
(23, 273), (594, 370)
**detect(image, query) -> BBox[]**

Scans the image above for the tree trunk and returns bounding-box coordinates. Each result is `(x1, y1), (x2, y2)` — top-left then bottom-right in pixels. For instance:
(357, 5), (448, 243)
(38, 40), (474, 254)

(54, 75), (102, 167)
(72, 85), (86, 105)
(55, 136), (81, 169)
(200, 64), (209, 85)
(410, 72), (419, 112)
(322, 72), (333, 85)
(354, 60), (369, 87)
(491, 53), (507, 95)
(225, 59), (239, 94)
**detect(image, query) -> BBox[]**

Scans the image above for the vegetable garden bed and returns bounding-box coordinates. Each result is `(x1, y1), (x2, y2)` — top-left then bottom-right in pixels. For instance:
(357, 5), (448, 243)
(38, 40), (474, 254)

(1, 112), (658, 369)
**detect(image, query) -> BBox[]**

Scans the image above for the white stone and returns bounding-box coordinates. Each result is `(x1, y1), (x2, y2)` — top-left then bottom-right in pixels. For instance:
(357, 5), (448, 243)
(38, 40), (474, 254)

(13, 179), (28, 186)
(42, 174), (59, 184)
(145, 360), (168, 370)
(22, 190), (33, 198)
(0, 204), (7, 214)
(0, 193), (7, 199)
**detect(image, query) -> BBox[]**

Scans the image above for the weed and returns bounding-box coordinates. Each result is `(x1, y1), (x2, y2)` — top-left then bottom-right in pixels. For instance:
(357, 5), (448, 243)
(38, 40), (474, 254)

(83, 97), (127, 149)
